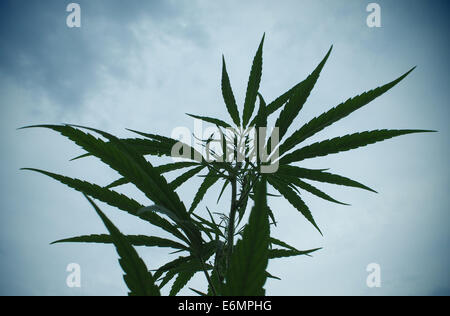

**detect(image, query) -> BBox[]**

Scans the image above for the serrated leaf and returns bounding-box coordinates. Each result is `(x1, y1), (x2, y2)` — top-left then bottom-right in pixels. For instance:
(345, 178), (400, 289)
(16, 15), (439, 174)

(289, 177), (349, 205)
(170, 165), (205, 190)
(280, 129), (434, 164)
(221, 55), (241, 126)
(274, 46), (332, 140)
(189, 170), (221, 213)
(223, 177), (270, 296)
(71, 137), (174, 161)
(52, 234), (189, 251)
(242, 34), (265, 127)
(277, 165), (377, 193)
(187, 113), (231, 129)
(170, 269), (197, 296)
(216, 179), (230, 203)
(270, 237), (298, 251)
(83, 195), (160, 296)
(279, 67), (417, 154)
(105, 161), (200, 189)
(268, 176), (322, 235)
(105, 177), (130, 189)
(269, 248), (321, 259)
(22, 124), (203, 251)
(126, 128), (204, 162)
(21, 168), (188, 243)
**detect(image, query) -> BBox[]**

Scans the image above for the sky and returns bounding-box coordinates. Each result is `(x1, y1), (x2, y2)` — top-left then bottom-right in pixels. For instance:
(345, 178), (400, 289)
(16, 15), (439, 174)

(0, 0), (449, 296)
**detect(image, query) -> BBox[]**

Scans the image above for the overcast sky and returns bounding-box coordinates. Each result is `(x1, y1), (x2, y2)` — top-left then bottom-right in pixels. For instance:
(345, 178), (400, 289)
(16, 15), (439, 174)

(0, 0), (448, 296)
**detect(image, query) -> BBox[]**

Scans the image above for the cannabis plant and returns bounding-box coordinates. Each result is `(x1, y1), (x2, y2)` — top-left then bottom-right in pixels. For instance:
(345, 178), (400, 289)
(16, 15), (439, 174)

(22, 34), (433, 296)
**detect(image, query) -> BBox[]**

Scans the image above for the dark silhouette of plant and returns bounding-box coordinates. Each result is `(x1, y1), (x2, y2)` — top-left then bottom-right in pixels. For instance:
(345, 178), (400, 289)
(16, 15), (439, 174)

(21, 34), (434, 296)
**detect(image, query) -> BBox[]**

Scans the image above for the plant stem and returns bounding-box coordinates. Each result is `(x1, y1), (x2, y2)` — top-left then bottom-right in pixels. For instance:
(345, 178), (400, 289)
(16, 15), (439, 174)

(198, 255), (217, 296)
(226, 176), (237, 269)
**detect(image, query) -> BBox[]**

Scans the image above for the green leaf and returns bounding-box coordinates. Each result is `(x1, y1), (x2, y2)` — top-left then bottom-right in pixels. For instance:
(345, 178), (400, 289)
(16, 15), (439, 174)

(281, 129), (434, 164)
(186, 113), (231, 129)
(23, 124), (203, 251)
(255, 93), (267, 129)
(279, 67), (417, 154)
(216, 179), (230, 203)
(105, 161), (200, 189)
(189, 170), (221, 213)
(21, 168), (188, 243)
(170, 165), (205, 190)
(105, 177), (130, 189)
(274, 46), (332, 140)
(52, 234), (189, 251)
(154, 256), (192, 280)
(72, 125), (191, 220)
(190, 288), (208, 296)
(127, 128), (204, 162)
(170, 269), (197, 296)
(221, 56), (241, 126)
(265, 271), (281, 280)
(255, 93), (268, 167)
(71, 137), (174, 161)
(268, 176), (322, 235)
(158, 269), (177, 289)
(277, 165), (377, 193)
(289, 177), (349, 205)
(242, 34), (265, 127)
(270, 237), (298, 251)
(223, 177), (270, 296)
(269, 248), (321, 259)
(83, 194), (160, 296)
(208, 268), (224, 296)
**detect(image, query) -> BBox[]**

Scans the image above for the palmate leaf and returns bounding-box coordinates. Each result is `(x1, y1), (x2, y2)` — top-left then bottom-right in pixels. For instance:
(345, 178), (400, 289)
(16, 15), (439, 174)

(277, 165), (377, 193)
(279, 67), (417, 154)
(242, 34), (265, 127)
(22, 125), (185, 216)
(20, 168), (188, 243)
(223, 177), (270, 296)
(52, 234), (189, 251)
(268, 176), (322, 235)
(280, 129), (434, 165)
(189, 170), (221, 213)
(274, 46), (332, 140)
(68, 125), (191, 221)
(22, 124), (203, 251)
(83, 195), (160, 296)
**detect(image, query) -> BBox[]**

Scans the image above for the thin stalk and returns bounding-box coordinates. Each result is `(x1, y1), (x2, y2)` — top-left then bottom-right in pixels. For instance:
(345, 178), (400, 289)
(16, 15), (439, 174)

(226, 176), (237, 269)
(198, 254), (217, 296)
